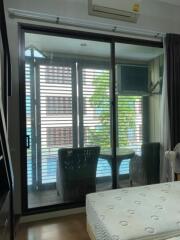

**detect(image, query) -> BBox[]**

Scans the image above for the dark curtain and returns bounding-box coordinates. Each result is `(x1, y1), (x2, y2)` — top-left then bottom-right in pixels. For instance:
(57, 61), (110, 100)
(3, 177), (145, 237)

(166, 34), (180, 149)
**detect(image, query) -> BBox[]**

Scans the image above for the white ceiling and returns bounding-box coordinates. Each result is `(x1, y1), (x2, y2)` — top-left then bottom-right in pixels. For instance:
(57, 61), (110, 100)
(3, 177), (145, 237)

(25, 33), (163, 61)
(156, 0), (180, 6)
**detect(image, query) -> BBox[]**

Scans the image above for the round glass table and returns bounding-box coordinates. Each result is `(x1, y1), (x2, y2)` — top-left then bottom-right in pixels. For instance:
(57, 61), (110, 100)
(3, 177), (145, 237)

(100, 147), (135, 180)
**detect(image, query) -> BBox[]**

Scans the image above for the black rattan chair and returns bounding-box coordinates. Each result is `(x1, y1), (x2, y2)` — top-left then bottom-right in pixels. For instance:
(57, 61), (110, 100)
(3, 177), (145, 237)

(56, 146), (100, 202)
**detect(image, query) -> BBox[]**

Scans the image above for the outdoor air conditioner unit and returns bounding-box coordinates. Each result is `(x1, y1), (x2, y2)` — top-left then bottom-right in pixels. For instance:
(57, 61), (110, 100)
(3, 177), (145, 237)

(88, 0), (141, 23)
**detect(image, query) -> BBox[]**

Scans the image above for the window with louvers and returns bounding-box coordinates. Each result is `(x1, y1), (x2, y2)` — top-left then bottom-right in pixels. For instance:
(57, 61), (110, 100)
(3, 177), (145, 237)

(39, 64), (73, 184)
(46, 96), (72, 115)
(81, 68), (111, 177)
(26, 61), (143, 186)
(44, 65), (70, 84)
(25, 63), (33, 185)
(117, 96), (143, 155)
(47, 127), (72, 147)
(118, 96), (143, 174)
(81, 68), (143, 176)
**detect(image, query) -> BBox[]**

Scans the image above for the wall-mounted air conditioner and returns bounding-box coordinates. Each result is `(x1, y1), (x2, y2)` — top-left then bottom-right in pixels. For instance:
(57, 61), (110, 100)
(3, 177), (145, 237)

(116, 64), (149, 95)
(88, 0), (141, 23)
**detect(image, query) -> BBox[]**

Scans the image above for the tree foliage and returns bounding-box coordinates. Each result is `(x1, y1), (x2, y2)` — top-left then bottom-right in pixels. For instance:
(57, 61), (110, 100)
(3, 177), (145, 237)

(88, 70), (140, 150)
(88, 71), (110, 149)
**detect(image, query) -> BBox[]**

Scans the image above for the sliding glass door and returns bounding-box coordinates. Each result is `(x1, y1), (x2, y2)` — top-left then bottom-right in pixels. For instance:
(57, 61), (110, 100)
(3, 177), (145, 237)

(115, 42), (163, 188)
(24, 33), (112, 208)
(26, 57), (75, 192)
(21, 27), (163, 212)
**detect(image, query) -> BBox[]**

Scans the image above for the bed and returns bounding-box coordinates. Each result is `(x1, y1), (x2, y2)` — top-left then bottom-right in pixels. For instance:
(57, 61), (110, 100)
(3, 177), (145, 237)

(86, 182), (180, 240)
(168, 238), (180, 240)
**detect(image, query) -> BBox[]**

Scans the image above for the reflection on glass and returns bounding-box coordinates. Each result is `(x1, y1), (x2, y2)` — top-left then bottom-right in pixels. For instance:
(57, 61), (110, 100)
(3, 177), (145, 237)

(24, 32), (163, 209)
(115, 43), (163, 188)
(25, 33), (112, 209)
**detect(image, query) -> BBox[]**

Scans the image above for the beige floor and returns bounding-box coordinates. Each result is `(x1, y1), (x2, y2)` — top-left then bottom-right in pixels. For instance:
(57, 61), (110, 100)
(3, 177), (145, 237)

(16, 213), (90, 240)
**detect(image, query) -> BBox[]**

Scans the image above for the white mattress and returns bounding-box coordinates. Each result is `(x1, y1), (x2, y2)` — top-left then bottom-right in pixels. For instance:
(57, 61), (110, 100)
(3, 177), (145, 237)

(168, 238), (180, 240)
(86, 182), (180, 240)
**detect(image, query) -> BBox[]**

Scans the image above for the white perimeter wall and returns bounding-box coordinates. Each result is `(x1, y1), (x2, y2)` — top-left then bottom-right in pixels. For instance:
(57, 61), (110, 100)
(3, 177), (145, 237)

(4, 0), (180, 214)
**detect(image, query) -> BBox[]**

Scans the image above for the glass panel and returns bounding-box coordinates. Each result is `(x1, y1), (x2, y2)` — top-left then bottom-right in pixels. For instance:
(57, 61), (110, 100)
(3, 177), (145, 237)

(25, 32), (112, 209)
(25, 49), (31, 57)
(115, 43), (163, 188)
(25, 63), (33, 187)
(25, 48), (45, 58)
(39, 64), (73, 186)
(80, 66), (112, 191)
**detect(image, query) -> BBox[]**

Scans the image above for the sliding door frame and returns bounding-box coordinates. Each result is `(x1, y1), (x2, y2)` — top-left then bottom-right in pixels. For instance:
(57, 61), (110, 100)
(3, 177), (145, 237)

(19, 23), (163, 215)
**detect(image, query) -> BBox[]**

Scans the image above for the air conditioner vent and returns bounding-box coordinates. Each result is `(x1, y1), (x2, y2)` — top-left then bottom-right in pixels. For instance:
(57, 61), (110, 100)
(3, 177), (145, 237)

(89, 0), (141, 23)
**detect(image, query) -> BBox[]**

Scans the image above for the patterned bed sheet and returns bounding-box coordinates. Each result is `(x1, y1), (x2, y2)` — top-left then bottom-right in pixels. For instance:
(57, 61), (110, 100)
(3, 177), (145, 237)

(86, 182), (180, 240)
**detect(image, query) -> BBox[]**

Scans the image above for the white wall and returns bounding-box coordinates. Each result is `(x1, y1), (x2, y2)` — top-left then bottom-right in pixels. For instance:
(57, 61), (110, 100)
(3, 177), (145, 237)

(4, 0), (180, 214)
(5, 0), (180, 33)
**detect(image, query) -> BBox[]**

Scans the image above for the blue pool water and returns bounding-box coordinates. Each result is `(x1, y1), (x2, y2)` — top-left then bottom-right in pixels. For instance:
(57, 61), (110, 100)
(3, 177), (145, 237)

(27, 157), (130, 185)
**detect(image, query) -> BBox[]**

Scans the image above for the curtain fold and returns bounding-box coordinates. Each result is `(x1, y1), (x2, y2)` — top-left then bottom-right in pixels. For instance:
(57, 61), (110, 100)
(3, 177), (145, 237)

(160, 33), (180, 181)
(166, 34), (180, 149)
(160, 36), (171, 182)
